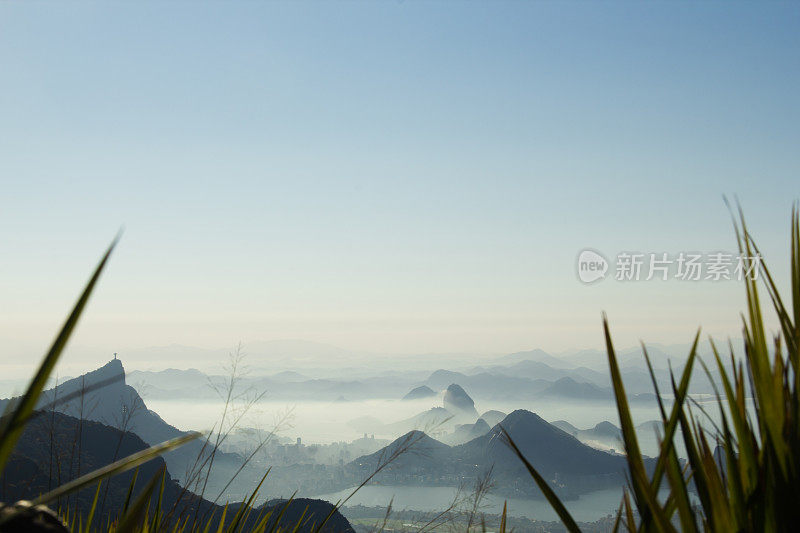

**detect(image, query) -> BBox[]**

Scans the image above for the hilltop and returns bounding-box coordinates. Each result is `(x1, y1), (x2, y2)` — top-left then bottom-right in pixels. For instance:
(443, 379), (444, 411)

(348, 409), (642, 499)
(401, 385), (437, 401)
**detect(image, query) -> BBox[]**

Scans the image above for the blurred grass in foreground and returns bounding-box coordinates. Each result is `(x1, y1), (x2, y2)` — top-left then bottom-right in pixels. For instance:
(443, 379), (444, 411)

(503, 205), (800, 532)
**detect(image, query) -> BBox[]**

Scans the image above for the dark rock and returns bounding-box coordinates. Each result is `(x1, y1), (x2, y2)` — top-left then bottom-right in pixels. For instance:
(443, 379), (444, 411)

(0, 501), (68, 533)
(259, 498), (355, 532)
(442, 384), (478, 418)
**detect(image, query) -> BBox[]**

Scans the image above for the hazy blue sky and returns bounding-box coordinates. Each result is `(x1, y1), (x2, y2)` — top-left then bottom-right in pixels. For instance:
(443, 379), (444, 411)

(1, 2), (798, 372)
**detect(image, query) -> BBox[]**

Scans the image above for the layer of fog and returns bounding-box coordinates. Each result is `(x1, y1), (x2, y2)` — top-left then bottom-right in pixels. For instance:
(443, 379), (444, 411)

(147, 397), (671, 453)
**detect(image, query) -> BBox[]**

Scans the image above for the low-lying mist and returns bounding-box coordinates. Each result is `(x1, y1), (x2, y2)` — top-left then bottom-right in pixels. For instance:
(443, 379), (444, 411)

(146, 396), (668, 452)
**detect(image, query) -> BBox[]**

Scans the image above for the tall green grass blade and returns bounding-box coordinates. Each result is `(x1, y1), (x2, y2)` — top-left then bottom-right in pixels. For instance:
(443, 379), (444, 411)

(603, 316), (675, 532)
(201, 508), (218, 533)
(677, 397), (720, 532)
(114, 465), (165, 533)
(621, 488), (635, 532)
(268, 495), (297, 533)
(150, 467), (167, 531)
(610, 500), (623, 533)
(642, 343), (668, 421)
(737, 204), (799, 358)
(697, 427), (733, 531)
(225, 468), (271, 533)
(602, 316), (645, 478)
(648, 332), (700, 494)
(733, 205), (791, 478)
(251, 509), (274, 533)
(288, 507), (308, 533)
(214, 503), (228, 533)
(85, 481), (102, 533)
(122, 469), (140, 518)
(664, 451), (696, 533)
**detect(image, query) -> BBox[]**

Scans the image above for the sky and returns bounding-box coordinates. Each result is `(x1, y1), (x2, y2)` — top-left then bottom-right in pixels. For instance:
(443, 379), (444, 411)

(1, 1), (799, 375)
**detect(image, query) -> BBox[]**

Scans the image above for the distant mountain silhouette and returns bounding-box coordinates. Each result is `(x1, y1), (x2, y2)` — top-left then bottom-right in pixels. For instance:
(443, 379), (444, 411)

(561, 345), (692, 372)
(458, 410), (627, 480)
(592, 421), (622, 439)
(498, 349), (573, 368)
(484, 360), (573, 382)
(349, 409), (647, 498)
(442, 384), (478, 419)
(130, 367), (417, 402)
(352, 430), (450, 472)
(269, 370), (310, 382)
(402, 385), (436, 401)
(638, 420), (660, 430)
(127, 367), (209, 391)
(425, 370), (469, 391)
(442, 418), (491, 445)
(126, 353), (682, 405)
(551, 420), (580, 435)
(538, 377), (611, 400)
(423, 370), (551, 401)
(552, 420), (622, 451)
(0, 360), (187, 448)
(478, 410), (506, 427)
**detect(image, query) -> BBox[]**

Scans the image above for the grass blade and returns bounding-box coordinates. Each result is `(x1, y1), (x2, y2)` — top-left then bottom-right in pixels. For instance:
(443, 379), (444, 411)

(114, 465), (165, 533)
(84, 482), (102, 533)
(121, 469), (140, 518)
